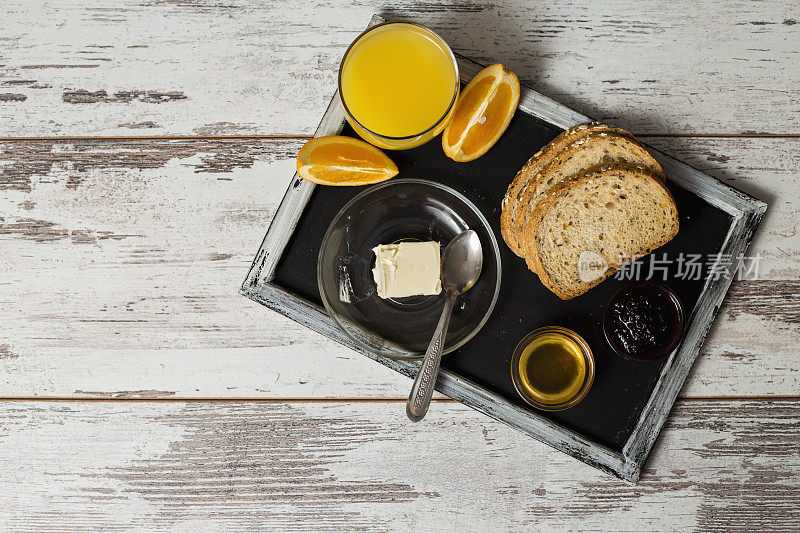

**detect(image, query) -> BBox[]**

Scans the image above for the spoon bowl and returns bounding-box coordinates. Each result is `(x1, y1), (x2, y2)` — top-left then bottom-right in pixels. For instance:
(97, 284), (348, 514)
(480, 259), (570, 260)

(441, 230), (483, 294)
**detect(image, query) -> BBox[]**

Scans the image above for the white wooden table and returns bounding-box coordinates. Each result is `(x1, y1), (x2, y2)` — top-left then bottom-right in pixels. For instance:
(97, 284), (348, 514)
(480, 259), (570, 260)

(1, 1), (798, 530)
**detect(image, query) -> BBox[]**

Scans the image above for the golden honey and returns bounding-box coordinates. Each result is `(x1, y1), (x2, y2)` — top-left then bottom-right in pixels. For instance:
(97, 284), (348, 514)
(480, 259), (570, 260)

(518, 332), (586, 404)
(511, 326), (594, 410)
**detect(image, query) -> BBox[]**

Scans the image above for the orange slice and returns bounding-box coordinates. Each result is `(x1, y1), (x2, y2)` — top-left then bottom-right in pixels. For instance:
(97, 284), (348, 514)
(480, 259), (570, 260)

(296, 135), (399, 186)
(442, 63), (520, 162)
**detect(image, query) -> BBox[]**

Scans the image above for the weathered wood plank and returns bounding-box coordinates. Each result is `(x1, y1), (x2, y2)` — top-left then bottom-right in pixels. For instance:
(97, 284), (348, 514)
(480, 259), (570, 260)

(0, 137), (797, 398)
(0, 0), (798, 136)
(0, 399), (796, 531)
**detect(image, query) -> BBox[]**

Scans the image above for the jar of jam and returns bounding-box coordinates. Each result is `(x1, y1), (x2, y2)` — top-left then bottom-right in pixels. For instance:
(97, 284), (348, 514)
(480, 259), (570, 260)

(602, 281), (685, 361)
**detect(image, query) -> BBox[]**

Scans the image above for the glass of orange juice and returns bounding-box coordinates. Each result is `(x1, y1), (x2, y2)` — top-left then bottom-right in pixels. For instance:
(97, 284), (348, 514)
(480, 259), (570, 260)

(338, 21), (459, 150)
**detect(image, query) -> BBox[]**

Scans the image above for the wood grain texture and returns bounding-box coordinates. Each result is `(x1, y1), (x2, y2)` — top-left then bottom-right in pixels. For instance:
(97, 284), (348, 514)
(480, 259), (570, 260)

(0, 1), (795, 521)
(0, 137), (797, 398)
(0, 399), (796, 531)
(1, 0), (798, 136)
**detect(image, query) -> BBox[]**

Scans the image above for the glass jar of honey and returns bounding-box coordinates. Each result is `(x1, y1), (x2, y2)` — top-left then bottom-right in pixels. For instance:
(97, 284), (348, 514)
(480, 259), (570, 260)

(510, 326), (595, 411)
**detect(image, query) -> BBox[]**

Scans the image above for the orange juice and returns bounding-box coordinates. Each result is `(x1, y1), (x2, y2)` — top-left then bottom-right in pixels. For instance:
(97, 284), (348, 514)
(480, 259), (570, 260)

(339, 22), (459, 149)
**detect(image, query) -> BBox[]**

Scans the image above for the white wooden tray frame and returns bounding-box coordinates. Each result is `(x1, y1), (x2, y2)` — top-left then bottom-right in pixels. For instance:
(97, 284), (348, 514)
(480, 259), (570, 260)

(241, 15), (766, 482)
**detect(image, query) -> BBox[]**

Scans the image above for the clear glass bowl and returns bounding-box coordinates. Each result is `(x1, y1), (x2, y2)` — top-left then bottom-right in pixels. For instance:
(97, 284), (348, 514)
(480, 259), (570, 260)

(317, 179), (501, 360)
(510, 326), (595, 412)
(602, 281), (685, 361)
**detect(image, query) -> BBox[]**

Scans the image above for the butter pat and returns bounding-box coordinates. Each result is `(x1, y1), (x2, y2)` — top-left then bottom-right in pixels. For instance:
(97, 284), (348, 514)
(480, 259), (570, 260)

(372, 242), (442, 299)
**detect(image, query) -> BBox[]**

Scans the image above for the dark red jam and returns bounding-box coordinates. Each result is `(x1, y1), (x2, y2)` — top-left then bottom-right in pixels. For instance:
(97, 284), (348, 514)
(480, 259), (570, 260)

(603, 282), (684, 360)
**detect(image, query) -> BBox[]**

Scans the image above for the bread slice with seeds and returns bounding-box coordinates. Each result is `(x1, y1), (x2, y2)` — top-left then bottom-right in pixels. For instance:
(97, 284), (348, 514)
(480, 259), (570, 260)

(522, 164), (678, 300)
(512, 133), (664, 264)
(500, 122), (636, 257)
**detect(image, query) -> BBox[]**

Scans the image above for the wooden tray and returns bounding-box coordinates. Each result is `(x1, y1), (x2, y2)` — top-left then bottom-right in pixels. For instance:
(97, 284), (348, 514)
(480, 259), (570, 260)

(241, 15), (766, 482)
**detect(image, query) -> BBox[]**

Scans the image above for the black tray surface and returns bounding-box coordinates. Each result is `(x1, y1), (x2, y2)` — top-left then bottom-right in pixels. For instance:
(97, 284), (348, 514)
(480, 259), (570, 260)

(273, 113), (732, 451)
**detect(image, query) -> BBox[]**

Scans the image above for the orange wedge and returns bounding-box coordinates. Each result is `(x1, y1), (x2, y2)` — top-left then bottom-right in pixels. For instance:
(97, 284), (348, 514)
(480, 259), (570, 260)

(296, 135), (399, 186)
(442, 63), (520, 162)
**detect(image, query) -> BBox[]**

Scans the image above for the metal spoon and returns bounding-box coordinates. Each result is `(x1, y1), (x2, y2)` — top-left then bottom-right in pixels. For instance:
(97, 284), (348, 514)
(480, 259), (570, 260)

(406, 229), (483, 422)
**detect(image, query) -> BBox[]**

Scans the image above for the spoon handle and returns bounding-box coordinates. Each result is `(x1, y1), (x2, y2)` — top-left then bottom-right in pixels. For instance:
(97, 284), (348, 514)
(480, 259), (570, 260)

(406, 290), (458, 422)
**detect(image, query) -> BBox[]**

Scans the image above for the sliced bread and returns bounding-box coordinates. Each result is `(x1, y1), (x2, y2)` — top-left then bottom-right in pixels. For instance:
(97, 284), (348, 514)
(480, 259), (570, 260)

(522, 164), (679, 300)
(500, 122), (635, 257)
(512, 133), (664, 264)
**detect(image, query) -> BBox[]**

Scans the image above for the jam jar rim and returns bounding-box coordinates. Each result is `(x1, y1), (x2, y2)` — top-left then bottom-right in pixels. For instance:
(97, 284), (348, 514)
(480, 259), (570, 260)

(602, 280), (686, 362)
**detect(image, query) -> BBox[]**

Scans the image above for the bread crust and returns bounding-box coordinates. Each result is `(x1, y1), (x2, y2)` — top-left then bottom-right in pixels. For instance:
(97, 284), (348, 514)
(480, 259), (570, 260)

(500, 122), (632, 257)
(522, 164), (679, 299)
(513, 133), (665, 272)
